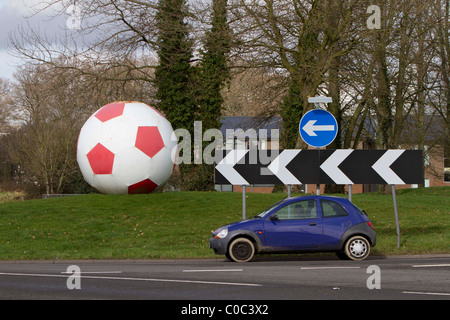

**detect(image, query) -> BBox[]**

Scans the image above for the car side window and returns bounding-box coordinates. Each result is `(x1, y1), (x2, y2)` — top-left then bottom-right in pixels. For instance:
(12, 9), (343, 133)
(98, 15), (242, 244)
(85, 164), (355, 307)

(320, 200), (349, 218)
(274, 200), (317, 220)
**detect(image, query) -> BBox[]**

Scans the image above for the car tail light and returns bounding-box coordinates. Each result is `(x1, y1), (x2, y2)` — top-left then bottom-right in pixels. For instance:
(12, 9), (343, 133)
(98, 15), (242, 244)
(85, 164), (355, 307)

(367, 222), (374, 230)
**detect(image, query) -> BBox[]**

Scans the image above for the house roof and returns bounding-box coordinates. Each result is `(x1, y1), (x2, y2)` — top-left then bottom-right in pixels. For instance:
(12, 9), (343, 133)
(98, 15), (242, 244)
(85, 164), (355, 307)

(220, 116), (282, 139)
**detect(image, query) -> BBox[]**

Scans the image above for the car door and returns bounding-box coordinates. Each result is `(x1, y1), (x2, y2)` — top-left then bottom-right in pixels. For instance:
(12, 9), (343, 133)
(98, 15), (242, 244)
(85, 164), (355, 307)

(263, 199), (322, 250)
(320, 199), (352, 249)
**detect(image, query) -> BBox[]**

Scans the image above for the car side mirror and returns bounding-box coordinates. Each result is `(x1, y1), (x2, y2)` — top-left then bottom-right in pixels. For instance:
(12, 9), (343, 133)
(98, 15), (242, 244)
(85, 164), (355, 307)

(270, 214), (279, 221)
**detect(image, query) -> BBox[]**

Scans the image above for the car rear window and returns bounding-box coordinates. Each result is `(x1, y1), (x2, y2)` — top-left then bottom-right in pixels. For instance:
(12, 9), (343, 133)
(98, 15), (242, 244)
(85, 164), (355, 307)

(350, 203), (369, 218)
(320, 199), (349, 217)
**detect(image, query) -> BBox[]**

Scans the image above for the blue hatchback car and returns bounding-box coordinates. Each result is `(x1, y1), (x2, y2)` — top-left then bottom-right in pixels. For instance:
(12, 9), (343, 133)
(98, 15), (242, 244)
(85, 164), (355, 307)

(209, 195), (376, 262)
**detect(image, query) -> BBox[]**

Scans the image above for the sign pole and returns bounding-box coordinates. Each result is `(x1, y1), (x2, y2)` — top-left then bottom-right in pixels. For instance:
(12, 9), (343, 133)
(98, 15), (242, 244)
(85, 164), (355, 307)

(287, 184), (291, 198)
(348, 185), (352, 202)
(242, 185), (247, 220)
(316, 147), (320, 195)
(392, 184), (401, 248)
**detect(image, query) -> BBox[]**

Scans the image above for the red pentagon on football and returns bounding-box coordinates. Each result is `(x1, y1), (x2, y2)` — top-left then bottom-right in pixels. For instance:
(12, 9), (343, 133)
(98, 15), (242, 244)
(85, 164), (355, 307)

(86, 143), (115, 174)
(95, 103), (125, 122)
(135, 126), (165, 158)
(128, 179), (158, 194)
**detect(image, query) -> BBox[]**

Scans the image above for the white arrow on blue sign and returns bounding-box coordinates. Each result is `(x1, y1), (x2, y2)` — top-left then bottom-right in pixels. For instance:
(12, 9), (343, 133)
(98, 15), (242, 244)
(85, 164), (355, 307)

(299, 109), (338, 148)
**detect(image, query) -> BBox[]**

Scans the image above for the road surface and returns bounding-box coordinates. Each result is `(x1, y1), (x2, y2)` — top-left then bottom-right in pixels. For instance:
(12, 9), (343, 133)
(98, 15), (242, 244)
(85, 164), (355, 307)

(0, 255), (448, 302)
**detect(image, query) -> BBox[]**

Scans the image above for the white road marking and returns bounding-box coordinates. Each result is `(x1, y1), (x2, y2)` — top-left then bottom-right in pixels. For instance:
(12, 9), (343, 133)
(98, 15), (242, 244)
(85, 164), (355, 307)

(0, 272), (260, 287)
(411, 264), (450, 268)
(60, 271), (123, 274)
(300, 266), (361, 270)
(403, 291), (450, 297)
(182, 269), (243, 273)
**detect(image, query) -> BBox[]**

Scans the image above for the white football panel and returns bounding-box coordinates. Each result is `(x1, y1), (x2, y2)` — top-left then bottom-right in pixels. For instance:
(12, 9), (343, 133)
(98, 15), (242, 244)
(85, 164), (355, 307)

(77, 153), (95, 186)
(113, 148), (153, 186)
(98, 116), (138, 154)
(122, 102), (159, 127)
(147, 146), (174, 185)
(157, 117), (177, 151)
(92, 175), (128, 194)
(77, 115), (103, 155)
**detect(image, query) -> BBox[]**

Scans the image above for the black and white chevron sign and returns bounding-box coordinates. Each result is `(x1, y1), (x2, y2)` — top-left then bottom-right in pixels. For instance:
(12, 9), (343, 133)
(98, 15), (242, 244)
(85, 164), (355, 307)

(214, 149), (423, 185)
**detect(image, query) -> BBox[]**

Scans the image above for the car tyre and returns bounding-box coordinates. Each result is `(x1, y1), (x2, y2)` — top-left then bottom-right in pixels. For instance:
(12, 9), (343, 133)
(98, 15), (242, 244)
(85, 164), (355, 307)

(344, 236), (370, 261)
(228, 238), (255, 263)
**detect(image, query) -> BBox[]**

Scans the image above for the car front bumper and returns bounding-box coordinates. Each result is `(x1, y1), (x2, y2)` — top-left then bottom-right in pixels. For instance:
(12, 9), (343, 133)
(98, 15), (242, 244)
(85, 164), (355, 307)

(209, 237), (228, 255)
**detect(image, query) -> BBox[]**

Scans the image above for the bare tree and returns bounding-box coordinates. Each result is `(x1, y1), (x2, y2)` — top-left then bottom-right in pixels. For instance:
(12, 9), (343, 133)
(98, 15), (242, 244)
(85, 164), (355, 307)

(8, 0), (162, 88)
(0, 78), (13, 132)
(432, 0), (450, 148)
(3, 58), (156, 196)
(228, 0), (365, 147)
(4, 65), (82, 195)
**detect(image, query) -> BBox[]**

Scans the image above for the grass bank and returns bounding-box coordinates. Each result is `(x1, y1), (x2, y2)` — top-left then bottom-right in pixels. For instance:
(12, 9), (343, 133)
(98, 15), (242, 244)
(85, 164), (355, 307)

(0, 187), (448, 260)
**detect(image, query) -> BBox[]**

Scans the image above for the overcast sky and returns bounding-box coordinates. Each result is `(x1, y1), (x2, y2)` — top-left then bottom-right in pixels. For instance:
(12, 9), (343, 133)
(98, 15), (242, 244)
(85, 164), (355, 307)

(0, 0), (68, 80)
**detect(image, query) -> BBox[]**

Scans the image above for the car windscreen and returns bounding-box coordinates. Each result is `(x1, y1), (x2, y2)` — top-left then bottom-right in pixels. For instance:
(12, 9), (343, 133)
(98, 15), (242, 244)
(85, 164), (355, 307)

(252, 199), (286, 219)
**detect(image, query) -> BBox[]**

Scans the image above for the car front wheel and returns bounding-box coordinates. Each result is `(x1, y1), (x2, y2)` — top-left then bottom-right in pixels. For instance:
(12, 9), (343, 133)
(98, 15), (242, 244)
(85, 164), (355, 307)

(344, 236), (370, 261)
(228, 238), (255, 263)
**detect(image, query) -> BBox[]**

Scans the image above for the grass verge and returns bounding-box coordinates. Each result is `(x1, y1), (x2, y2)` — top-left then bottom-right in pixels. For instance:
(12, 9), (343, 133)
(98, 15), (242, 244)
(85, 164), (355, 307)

(0, 187), (448, 260)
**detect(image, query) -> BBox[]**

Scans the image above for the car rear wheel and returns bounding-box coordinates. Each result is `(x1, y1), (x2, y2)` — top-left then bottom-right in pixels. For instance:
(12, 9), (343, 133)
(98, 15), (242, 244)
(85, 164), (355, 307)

(344, 236), (370, 261)
(228, 238), (255, 263)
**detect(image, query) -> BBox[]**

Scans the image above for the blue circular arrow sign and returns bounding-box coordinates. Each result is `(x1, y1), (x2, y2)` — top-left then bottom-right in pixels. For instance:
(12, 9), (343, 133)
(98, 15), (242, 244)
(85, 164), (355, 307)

(299, 109), (338, 148)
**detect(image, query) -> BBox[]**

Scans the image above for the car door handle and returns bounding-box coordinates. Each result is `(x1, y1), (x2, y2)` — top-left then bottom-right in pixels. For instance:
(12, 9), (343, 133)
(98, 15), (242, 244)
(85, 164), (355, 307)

(309, 222), (317, 226)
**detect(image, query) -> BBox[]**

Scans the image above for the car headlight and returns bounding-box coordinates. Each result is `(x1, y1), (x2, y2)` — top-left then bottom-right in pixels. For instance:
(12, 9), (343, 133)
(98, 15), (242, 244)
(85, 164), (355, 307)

(214, 228), (228, 239)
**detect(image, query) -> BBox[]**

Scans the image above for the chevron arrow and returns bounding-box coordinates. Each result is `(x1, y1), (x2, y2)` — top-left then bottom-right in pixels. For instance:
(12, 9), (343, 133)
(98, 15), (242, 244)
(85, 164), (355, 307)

(267, 150), (302, 185)
(372, 150), (406, 184)
(215, 149), (250, 185)
(320, 149), (354, 184)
